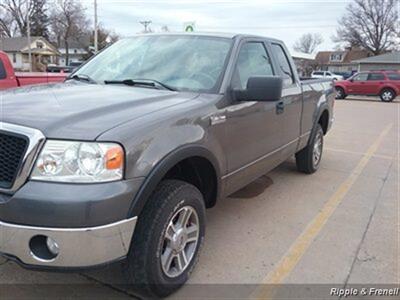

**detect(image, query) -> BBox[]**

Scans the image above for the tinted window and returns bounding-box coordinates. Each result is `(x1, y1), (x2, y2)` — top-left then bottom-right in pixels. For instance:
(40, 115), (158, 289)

(313, 71), (323, 75)
(368, 73), (385, 81)
(232, 42), (274, 89)
(0, 60), (6, 80)
(387, 73), (400, 80)
(272, 44), (294, 86)
(353, 73), (368, 81)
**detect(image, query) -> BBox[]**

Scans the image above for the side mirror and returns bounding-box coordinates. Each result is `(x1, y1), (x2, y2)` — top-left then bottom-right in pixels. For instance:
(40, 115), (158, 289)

(233, 76), (283, 102)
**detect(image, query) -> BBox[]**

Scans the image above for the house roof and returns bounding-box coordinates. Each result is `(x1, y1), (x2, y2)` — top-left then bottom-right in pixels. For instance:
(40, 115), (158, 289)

(0, 36), (42, 52)
(315, 49), (371, 65)
(353, 51), (400, 64)
(0, 36), (60, 55)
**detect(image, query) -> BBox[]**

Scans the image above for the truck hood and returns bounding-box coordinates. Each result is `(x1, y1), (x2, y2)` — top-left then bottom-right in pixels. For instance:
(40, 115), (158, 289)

(1, 82), (198, 140)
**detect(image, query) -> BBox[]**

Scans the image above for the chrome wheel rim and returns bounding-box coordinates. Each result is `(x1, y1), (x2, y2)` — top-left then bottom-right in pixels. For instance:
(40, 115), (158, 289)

(382, 91), (393, 101)
(161, 206), (199, 278)
(313, 131), (323, 167)
(336, 88), (343, 98)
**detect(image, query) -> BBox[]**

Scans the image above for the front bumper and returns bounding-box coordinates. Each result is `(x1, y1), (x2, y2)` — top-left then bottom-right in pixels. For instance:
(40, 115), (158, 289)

(0, 217), (137, 268)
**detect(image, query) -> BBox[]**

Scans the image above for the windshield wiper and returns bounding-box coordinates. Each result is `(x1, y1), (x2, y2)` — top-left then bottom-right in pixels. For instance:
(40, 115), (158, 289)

(104, 79), (177, 91)
(67, 74), (98, 84)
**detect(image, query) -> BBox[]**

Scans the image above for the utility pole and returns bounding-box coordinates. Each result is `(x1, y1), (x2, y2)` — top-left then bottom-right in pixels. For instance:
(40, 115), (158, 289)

(94, 0), (98, 53)
(140, 21), (152, 33)
(27, 0), (32, 72)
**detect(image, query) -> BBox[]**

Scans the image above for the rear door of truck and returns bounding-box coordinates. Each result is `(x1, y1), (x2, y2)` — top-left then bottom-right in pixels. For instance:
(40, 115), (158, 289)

(268, 42), (303, 156)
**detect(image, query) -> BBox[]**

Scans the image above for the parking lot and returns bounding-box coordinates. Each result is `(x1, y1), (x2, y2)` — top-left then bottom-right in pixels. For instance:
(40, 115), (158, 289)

(1, 97), (398, 299)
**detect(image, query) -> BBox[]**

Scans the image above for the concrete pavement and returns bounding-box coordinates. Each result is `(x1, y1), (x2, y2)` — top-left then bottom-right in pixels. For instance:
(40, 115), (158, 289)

(1, 97), (398, 299)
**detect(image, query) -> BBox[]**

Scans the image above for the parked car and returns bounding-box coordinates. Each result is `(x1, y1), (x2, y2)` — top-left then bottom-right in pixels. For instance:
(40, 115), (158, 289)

(0, 51), (66, 90)
(335, 71), (400, 102)
(0, 33), (334, 297)
(311, 70), (344, 81)
(46, 65), (74, 73)
(332, 70), (357, 80)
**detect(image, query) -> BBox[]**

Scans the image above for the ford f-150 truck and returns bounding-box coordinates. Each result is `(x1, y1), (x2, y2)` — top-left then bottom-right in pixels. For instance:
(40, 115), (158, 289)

(0, 33), (334, 297)
(0, 51), (66, 90)
(335, 70), (400, 102)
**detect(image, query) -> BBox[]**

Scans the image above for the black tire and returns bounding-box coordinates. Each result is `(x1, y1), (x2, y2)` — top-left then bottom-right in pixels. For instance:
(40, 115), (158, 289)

(295, 124), (324, 174)
(335, 87), (346, 99)
(125, 179), (206, 298)
(380, 88), (396, 102)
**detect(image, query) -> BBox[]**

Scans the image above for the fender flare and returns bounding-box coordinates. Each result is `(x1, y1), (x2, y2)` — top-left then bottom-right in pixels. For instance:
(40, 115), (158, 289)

(127, 145), (222, 218)
(309, 104), (330, 143)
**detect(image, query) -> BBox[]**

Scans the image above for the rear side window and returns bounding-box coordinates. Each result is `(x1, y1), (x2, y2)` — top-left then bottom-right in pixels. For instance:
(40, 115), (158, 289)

(232, 42), (274, 89)
(0, 60), (6, 80)
(271, 44), (294, 87)
(387, 73), (400, 80)
(313, 71), (323, 75)
(368, 73), (385, 81)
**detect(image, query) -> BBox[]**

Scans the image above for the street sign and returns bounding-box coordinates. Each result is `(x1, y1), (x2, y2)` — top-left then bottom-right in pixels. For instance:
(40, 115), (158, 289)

(184, 22), (195, 32)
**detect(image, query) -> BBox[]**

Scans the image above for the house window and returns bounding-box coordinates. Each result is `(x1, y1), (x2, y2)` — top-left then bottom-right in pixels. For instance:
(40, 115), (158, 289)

(37, 41), (44, 49)
(13, 53), (16, 63)
(330, 53), (343, 62)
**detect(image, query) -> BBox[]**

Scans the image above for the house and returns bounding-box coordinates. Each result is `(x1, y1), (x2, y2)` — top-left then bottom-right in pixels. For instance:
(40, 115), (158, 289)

(315, 48), (371, 73)
(58, 38), (90, 66)
(0, 36), (60, 71)
(291, 51), (316, 77)
(352, 52), (400, 71)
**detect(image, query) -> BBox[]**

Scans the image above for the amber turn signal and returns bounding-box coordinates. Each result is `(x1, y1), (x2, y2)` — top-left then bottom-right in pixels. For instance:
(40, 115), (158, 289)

(105, 146), (124, 170)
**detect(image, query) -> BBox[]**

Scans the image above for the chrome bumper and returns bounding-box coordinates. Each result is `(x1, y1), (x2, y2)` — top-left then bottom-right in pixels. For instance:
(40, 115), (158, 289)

(0, 217), (137, 268)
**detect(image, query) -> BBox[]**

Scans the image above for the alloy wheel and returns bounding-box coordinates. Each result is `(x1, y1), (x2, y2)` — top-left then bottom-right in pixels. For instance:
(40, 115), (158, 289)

(161, 206), (200, 278)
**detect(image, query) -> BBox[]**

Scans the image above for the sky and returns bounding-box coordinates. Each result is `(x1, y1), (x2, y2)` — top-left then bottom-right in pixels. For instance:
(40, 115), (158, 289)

(81, 0), (352, 52)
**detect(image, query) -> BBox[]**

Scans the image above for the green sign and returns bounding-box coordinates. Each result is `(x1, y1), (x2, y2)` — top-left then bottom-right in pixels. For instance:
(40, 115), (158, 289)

(185, 25), (194, 32)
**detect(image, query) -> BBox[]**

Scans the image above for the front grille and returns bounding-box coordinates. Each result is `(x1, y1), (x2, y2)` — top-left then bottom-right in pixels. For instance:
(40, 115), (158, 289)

(0, 131), (29, 189)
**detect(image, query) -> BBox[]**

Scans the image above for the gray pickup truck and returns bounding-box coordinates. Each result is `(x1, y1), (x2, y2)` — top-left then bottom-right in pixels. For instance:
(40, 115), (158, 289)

(0, 33), (334, 297)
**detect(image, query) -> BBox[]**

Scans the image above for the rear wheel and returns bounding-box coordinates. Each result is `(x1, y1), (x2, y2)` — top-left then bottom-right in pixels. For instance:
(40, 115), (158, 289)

(335, 87), (346, 99)
(380, 89), (396, 102)
(296, 124), (324, 174)
(125, 180), (206, 298)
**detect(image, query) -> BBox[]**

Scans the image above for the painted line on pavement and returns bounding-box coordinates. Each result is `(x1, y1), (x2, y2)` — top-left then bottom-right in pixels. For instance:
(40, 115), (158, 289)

(251, 123), (393, 299)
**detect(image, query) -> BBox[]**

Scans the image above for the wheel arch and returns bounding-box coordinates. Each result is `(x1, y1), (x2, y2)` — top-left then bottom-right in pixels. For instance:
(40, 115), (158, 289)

(127, 145), (222, 218)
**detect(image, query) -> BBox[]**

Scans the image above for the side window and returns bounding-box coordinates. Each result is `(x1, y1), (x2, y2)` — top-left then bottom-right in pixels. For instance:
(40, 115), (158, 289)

(387, 73), (400, 80)
(353, 73), (368, 81)
(232, 42), (274, 89)
(0, 60), (6, 80)
(271, 44), (294, 87)
(367, 73), (385, 81)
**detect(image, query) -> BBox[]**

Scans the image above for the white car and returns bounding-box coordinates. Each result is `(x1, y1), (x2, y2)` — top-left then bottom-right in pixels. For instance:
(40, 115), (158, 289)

(311, 71), (344, 81)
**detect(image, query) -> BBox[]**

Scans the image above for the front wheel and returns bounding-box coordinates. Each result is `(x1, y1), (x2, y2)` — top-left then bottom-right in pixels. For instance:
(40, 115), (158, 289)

(296, 124), (324, 174)
(335, 87), (346, 99)
(125, 180), (206, 298)
(380, 89), (396, 102)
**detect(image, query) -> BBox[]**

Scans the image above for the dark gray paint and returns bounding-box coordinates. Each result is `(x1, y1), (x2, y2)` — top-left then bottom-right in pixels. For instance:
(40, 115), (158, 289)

(0, 34), (334, 228)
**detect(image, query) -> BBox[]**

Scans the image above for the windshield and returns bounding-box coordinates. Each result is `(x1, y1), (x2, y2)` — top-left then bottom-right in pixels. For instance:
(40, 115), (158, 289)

(75, 35), (233, 93)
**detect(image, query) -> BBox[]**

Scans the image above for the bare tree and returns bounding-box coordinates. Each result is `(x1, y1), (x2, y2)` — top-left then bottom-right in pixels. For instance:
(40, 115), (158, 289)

(333, 0), (399, 55)
(293, 33), (324, 54)
(0, 0), (49, 37)
(50, 0), (89, 65)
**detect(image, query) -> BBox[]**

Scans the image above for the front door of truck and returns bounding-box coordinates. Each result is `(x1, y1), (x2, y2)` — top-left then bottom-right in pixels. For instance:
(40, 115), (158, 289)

(223, 40), (284, 192)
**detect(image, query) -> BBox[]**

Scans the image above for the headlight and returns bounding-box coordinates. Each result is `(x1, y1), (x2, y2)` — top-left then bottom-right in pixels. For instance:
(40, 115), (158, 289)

(31, 140), (124, 183)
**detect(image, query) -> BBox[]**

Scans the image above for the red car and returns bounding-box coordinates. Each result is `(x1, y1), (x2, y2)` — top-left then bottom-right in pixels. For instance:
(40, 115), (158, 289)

(0, 51), (66, 90)
(334, 70), (400, 102)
